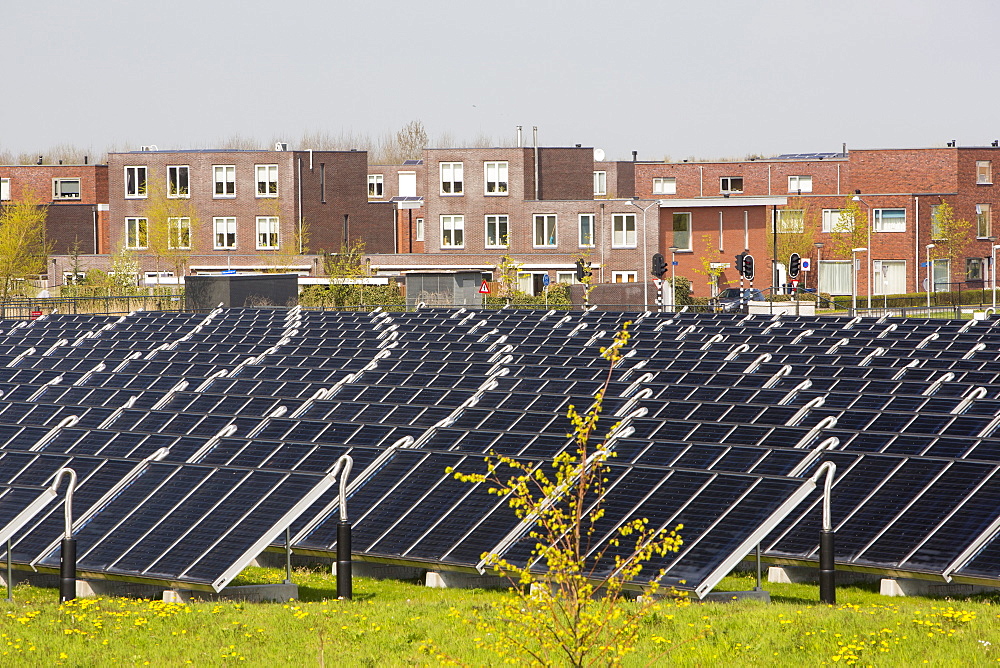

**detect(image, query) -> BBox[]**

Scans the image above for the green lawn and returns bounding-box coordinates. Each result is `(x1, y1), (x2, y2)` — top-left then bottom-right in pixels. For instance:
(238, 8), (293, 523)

(1, 567), (998, 666)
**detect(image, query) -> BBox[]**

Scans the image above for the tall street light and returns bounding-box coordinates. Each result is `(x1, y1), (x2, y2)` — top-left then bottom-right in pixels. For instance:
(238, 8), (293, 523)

(814, 242), (824, 294)
(991, 236), (999, 310)
(852, 194), (873, 311)
(627, 200), (659, 311)
(926, 243), (936, 308)
(851, 247), (867, 314)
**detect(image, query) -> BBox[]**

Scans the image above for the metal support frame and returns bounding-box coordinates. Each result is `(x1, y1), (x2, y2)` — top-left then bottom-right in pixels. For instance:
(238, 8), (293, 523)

(334, 455), (354, 600)
(51, 468), (78, 603)
(810, 461), (838, 604)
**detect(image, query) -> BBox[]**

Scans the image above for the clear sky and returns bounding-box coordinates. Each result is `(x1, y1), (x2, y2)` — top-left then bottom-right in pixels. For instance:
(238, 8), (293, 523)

(4, 0), (997, 161)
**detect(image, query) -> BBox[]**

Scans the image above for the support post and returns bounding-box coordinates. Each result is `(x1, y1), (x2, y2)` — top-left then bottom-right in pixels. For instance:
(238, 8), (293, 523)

(52, 467), (78, 603)
(819, 530), (836, 605)
(337, 521), (352, 600)
(5, 539), (12, 601)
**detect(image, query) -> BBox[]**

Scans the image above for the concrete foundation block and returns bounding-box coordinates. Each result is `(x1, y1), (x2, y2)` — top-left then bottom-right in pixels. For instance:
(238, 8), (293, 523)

(701, 588), (771, 603)
(75, 580), (167, 599)
(351, 562), (424, 581)
(425, 570), (510, 590)
(880, 578), (998, 598)
(767, 566), (878, 586)
(164, 583), (299, 603)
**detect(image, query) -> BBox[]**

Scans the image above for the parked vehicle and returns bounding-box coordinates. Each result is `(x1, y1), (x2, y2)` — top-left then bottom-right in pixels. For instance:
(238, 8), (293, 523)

(713, 288), (765, 313)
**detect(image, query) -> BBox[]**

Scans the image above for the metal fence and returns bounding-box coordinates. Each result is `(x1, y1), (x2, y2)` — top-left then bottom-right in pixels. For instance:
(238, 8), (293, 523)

(0, 295), (186, 320)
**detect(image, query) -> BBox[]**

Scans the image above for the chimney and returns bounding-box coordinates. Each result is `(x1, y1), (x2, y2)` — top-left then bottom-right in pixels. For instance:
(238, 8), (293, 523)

(632, 150), (638, 162)
(516, 126), (522, 147)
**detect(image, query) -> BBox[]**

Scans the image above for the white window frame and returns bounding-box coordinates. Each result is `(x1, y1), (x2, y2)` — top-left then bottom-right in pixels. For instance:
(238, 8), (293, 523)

(977, 161), (992, 185)
(720, 176), (744, 193)
(0, 178), (10, 201)
(124, 166), (146, 199)
(777, 209), (804, 233)
(873, 259), (906, 295)
(612, 271), (637, 283)
(977, 204), (991, 238)
(593, 171), (607, 196)
(873, 208), (906, 233)
(788, 175), (813, 193)
(213, 165), (236, 198)
(578, 214), (595, 248)
(125, 217), (148, 250)
(440, 215), (464, 248)
(818, 260), (852, 295)
(966, 257), (985, 282)
(611, 213), (636, 248)
(167, 217), (191, 250)
(167, 166), (190, 198)
(484, 215), (509, 249)
(213, 217), (237, 249)
(556, 271), (577, 284)
(533, 214), (557, 248)
(52, 178), (82, 200)
(932, 258), (950, 291)
(822, 209), (850, 233)
(256, 164), (278, 197)
(484, 162), (508, 195)
(672, 212), (692, 251)
(652, 177), (676, 195)
(255, 216), (280, 249)
(440, 162), (463, 195)
(368, 174), (384, 199)
(415, 217), (424, 242)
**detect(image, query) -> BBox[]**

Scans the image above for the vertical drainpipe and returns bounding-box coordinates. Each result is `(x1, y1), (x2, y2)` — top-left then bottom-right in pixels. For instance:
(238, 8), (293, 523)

(297, 158), (303, 254)
(767, 164), (772, 196)
(600, 202), (606, 283)
(516, 126), (522, 148)
(914, 196), (920, 293)
(699, 166), (704, 197)
(837, 164), (841, 195)
(533, 126), (539, 201)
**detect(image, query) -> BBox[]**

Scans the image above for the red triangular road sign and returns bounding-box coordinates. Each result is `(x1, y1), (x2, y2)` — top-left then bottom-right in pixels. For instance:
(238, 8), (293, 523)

(479, 280), (491, 294)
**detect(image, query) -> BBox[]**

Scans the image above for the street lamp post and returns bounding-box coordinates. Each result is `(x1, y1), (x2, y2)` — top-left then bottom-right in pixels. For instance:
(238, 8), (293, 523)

(851, 247), (867, 314)
(990, 236), (999, 310)
(926, 243), (936, 309)
(627, 200), (659, 311)
(668, 246), (679, 312)
(814, 242), (824, 295)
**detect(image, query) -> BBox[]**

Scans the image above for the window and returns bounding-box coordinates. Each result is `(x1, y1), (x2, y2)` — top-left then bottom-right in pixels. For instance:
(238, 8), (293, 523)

(672, 212), (692, 250)
(788, 175), (813, 193)
(485, 215), (509, 248)
(932, 259), (950, 291)
(557, 271), (577, 284)
(612, 213), (636, 248)
(931, 205), (946, 240)
(967, 257), (985, 282)
(256, 164), (278, 197)
(167, 217), (191, 250)
(612, 271), (637, 283)
(822, 209), (850, 233)
(652, 177), (676, 195)
(368, 174), (384, 198)
(256, 216), (279, 249)
(485, 162), (508, 195)
(593, 171), (607, 196)
(0, 178), (9, 201)
(977, 204), (991, 238)
(167, 166), (189, 198)
(125, 217), (148, 249)
(398, 171), (416, 197)
(213, 217), (237, 249)
(977, 161), (992, 185)
(533, 214), (557, 247)
(818, 260), (852, 295)
(873, 260), (906, 295)
(213, 165), (235, 197)
(440, 162), (463, 195)
(440, 215), (464, 248)
(578, 214), (595, 247)
(52, 178), (81, 200)
(873, 208), (906, 232)
(415, 218), (424, 242)
(777, 209), (804, 233)
(720, 176), (744, 193)
(124, 166), (146, 198)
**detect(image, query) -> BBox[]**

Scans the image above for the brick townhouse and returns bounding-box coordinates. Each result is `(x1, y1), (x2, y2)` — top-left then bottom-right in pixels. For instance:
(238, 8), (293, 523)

(0, 162), (109, 258)
(367, 145), (658, 300)
(106, 146), (395, 278)
(635, 146), (1000, 299)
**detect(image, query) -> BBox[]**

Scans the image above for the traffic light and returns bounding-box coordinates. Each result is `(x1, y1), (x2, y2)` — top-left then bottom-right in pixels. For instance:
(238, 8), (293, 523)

(741, 254), (755, 281)
(735, 253), (746, 277)
(575, 259), (592, 281)
(651, 253), (667, 278)
(788, 253), (801, 278)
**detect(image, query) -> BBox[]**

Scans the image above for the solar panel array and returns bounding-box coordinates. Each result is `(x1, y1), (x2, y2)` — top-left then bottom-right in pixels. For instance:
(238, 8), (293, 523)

(1, 307), (1000, 597)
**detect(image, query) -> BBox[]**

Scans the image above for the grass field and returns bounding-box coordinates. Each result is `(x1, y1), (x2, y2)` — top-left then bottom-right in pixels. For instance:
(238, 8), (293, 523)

(0, 566), (998, 666)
